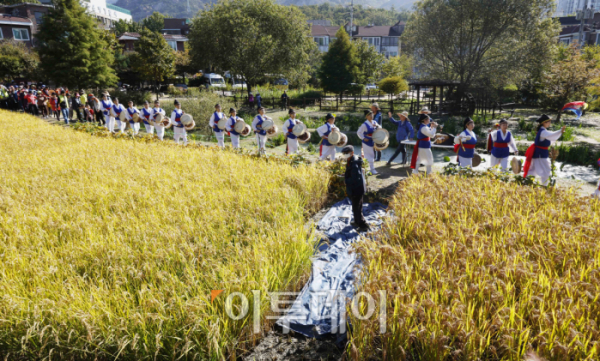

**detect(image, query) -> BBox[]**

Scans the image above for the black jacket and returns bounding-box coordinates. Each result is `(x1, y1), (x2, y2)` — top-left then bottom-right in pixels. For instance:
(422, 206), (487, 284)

(345, 155), (366, 197)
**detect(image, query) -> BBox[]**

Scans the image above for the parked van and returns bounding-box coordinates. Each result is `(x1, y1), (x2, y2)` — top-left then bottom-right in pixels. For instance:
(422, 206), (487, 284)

(203, 73), (226, 88)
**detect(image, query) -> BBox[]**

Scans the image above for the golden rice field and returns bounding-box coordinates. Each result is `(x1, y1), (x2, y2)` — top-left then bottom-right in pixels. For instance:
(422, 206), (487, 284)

(350, 175), (600, 361)
(0, 110), (330, 360)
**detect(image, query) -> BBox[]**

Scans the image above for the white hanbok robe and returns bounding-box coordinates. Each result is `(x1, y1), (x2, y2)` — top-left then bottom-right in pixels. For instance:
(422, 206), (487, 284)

(283, 118), (302, 154)
(152, 107), (166, 140)
(357, 120), (378, 173)
(454, 130), (477, 168)
(317, 122), (339, 161)
(125, 106), (140, 135)
(412, 125), (437, 175)
(209, 112), (226, 147)
(527, 128), (563, 186)
(490, 130), (518, 171)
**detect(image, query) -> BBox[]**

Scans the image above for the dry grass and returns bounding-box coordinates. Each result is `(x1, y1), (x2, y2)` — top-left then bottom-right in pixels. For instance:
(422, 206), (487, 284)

(350, 174), (600, 361)
(0, 110), (330, 360)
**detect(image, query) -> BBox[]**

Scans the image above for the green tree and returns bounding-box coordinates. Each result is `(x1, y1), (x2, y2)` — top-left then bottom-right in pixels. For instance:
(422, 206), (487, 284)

(378, 76), (408, 98)
(382, 54), (412, 79)
(354, 39), (385, 84)
(0, 40), (39, 82)
(130, 28), (175, 100)
(403, 0), (560, 98)
(318, 27), (359, 95)
(141, 12), (166, 33)
(113, 19), (142, 36)
(189, 0), (315, 94)
(36, 0), (117, 89)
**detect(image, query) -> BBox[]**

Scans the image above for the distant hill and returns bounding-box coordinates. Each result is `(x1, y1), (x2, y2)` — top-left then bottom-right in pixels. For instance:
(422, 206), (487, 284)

(114, 0), (416, 22)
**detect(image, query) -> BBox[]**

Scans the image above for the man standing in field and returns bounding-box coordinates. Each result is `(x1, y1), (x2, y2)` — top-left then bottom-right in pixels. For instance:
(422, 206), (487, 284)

(341, 145), (369, 231)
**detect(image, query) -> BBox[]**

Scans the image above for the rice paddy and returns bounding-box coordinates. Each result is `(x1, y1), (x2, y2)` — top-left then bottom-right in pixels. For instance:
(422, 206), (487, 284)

(350, 174), (600, 361)
(0, 110), (330, 360)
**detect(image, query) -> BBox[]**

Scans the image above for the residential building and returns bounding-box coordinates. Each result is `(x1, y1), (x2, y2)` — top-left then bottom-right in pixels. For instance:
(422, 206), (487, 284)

(0, 3), (52, 35)
(0, 13), (34, 47)
(556, 0), (600, 16)
(307, 19), (332, 26)
(80, 0), (132, 29)
(162, 18), (191, 36)
(310, 21), (404, 57)
(117, 32), (188, 52)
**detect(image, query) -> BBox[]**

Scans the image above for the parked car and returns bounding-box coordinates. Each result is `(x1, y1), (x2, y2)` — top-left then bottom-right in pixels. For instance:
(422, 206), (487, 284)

(273, 78), (288, 86)
(365, 83), (378, 90)
(232, 78), (247, 90)
(203, 73), (226, 88)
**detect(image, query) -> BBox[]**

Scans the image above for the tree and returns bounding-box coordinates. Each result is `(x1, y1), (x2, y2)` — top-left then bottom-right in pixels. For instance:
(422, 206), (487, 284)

(189, 0), (315, 94)
(544, 44), (599, 117)
(141, 12), (166, 33)
(113, 19), (142, 37)
(318, 27), (360, 95)
(354, 39), (385, 84)
(403, 0), (560, 98)
(0, 40), (39, 82)
(378, 76), (408, 98)
(382, 55), (412, 79)
(130, 28), (175, 100)
(36, 0), (117, 89)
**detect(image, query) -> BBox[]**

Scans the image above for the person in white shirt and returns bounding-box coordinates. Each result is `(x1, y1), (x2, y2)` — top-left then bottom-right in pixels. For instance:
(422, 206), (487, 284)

(252, 107), (270, 152)
(112, 98), (126, 133)
(170, 99), (187, 145)
(411, 114), (438, 175)
(357, 110), (380, 174)
(100, 93), (114, 132)
(283, 109), (303, 155)
(454, 118), (478, 168)
(140, 101), (154, 134)
(317, 113), (339, 161)
(489, 118), (518, 172)
(125, 101), (140, 135)
(151, 100), (166, 141)
(209, 104), (226, 148)
(226, 107), (244, 149)
(523, 114), (566, 186)
(593, 159), (600, 199)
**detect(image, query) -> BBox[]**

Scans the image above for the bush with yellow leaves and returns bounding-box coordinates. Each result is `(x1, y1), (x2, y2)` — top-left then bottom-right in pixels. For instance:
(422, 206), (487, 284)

(349, 174), (600, 361)
(0, 110), (330, 359)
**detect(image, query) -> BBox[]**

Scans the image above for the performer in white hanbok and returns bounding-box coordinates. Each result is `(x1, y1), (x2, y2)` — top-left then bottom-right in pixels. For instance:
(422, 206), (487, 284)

(100, 93), (114, 132)
(209, 104), (225, 148)
(252, 107), (270, 152)
(410, 114), (438, 175)
(170, 99), (187, 145)
(151, 100), (166, 141)
(317, 113), (339, 162)
(112, 98), (126, 133)
(125, 101), (140, 135)
(454, 118), (478, 168)
(523, 114), (565, 186)
(226, 107), (244, 149)
(357, 110), (380, 174)
(140, 101), (154, 134)
(489, 118), (518, 172)
(283, 109), (303, 155)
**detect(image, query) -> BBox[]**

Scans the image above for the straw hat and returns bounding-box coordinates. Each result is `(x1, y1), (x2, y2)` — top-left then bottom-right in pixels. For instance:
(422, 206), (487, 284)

(292, 123), (307, 137)
(418, 107), (431, 114)
(336, 133), (348, 147)
(472, 153), (482, 167)
(261, 119), (274, 131)
(184, 120), (195, 131)
(328, 129), (342, 144)
(372, 128), (389, 144)
(132, 113), (140, 123)
(374, 140), (389, 151)
(397, 111), (409, 119)
(217, 117), (227, 130)
(234, 120), (247, 134)
(266, 124), (279, 138)
(511, 157), (522, 174)
(181, 114), (194, 127)
(298, 131), (311, 144)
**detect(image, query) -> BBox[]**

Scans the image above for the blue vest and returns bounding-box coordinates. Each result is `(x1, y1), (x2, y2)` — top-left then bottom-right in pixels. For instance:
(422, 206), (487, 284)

(286, 118), (297, 139)
(127, 108), (138, 123)
(173, 109), (183, 128)
(533, 128), (551, 159)
(322, 123), (333, 146)
(153, 108), (163, 121)
(113, 104), (123, 115)
(229, 117), (240, 136)
(213, 112), (223, 133)
(491, 130), (511, 159)
(101, 100), (111, 115)
(417, 124), (432, 148)
(457, 130), (477, 158)
(256, 116), (266, 136)
(362, 121), (375, 147)
(142, 108), (152, 125)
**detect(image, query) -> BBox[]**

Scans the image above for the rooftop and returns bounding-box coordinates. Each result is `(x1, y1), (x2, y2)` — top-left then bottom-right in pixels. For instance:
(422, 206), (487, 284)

(0, 13), (33, 25)
(107, 4), (131, 15)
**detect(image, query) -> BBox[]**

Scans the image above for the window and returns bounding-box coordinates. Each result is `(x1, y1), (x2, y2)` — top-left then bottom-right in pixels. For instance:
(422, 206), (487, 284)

(0, 28), (3, 39)
(362, 37), (380, 47)
(163, 29), (181, 35)
(381, 37), (398, 47)
(313, 36), (328, 46)
(34, 12), (45, 25)
(560, 38), (571, 45)
(167, 41), (177, 51)
(12, 28), (30, 41)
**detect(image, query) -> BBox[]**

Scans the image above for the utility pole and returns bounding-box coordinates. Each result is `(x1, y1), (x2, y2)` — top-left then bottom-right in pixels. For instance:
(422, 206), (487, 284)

(578, 0), (589, 48)
(348, 0), (354, 38)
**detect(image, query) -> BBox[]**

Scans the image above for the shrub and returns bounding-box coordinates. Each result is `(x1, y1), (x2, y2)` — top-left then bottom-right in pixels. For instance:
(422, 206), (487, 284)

(378, 76), (408, 96)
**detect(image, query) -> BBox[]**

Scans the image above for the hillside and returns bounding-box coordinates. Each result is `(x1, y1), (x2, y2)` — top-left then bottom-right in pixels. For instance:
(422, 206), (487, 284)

(115, 0), (416, 22)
